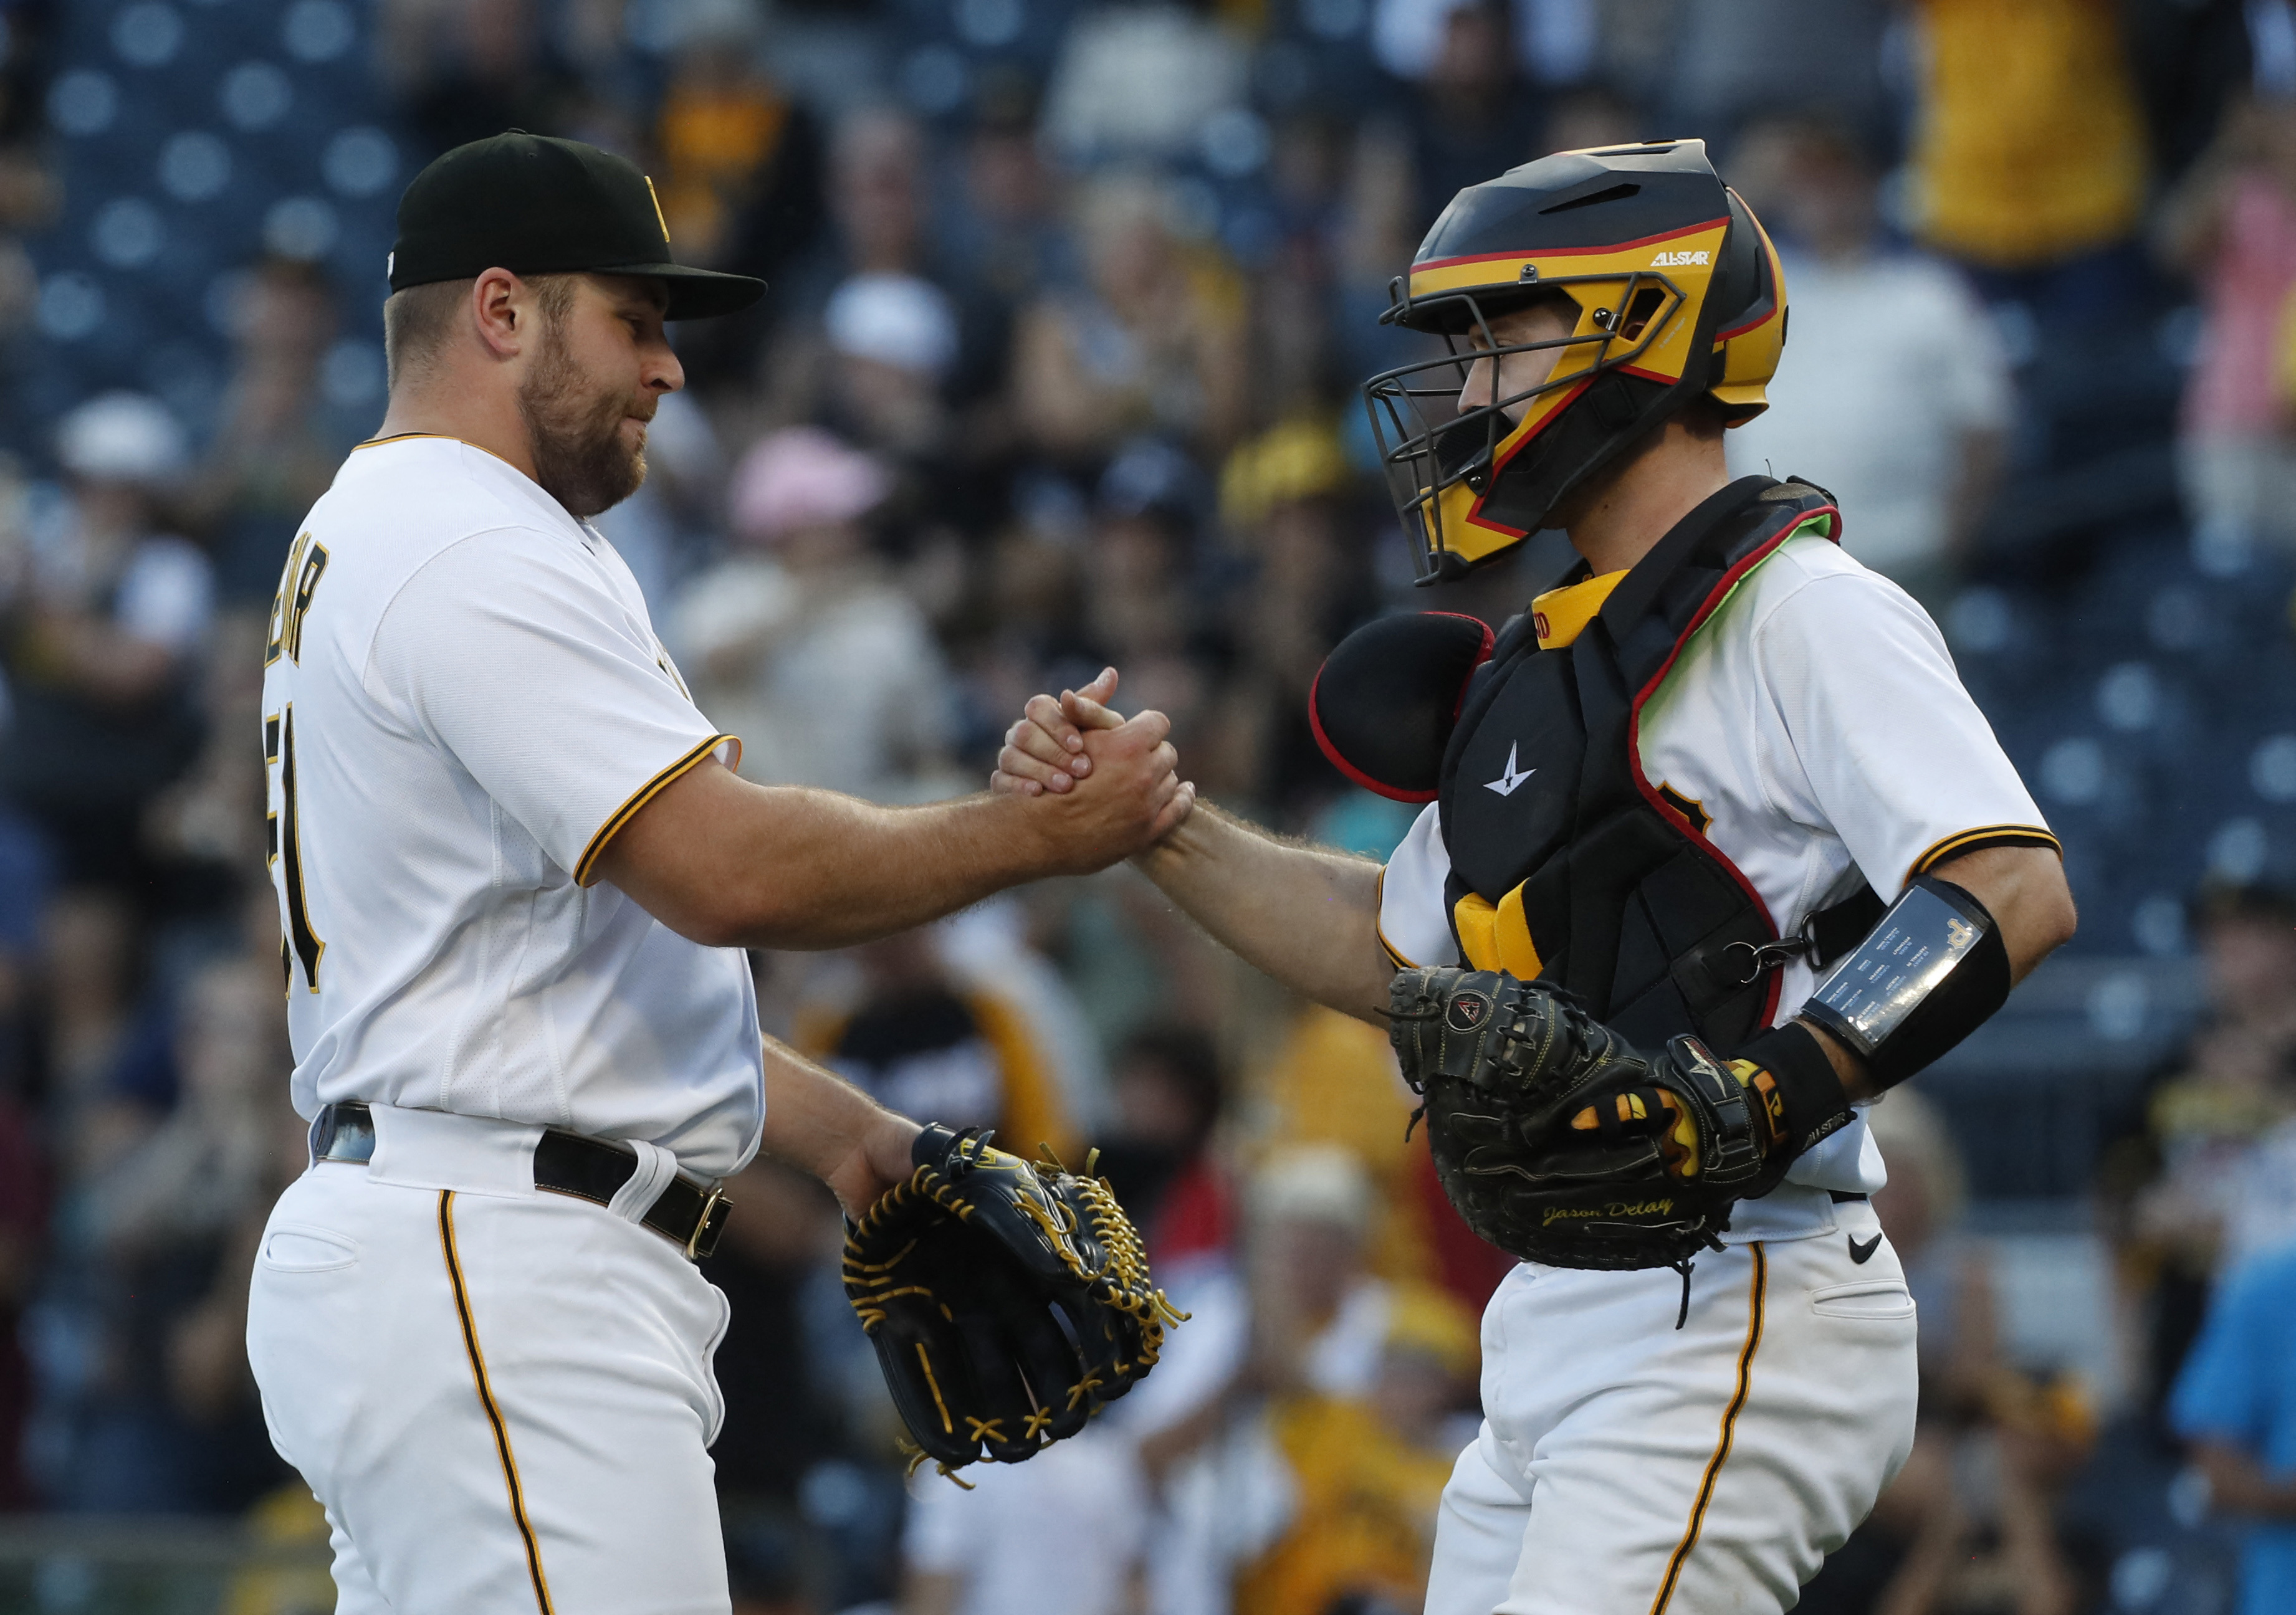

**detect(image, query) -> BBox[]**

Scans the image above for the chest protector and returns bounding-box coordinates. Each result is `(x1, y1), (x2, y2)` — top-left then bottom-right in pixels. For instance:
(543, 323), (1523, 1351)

(1437, 475), (1873, 1054)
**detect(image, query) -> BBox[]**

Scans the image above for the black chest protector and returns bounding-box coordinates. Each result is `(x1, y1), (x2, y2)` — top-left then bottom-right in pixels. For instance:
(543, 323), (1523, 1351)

(1437, 475), (1878, 1054)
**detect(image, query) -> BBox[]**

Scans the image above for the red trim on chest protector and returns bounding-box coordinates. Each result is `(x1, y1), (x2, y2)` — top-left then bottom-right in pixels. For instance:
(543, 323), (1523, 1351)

(1619, 506), (1841, 1031)
(1305, 613), (1493, 804)
(1308, 662), (1433, 803)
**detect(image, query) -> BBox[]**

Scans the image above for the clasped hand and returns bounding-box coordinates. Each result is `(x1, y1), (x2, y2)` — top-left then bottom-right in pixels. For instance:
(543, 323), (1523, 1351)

(992, 667), (1197, 860)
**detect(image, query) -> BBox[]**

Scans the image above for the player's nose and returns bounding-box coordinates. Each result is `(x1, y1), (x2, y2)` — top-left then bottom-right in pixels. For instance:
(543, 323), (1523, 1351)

(1458, 355), (1494, 413)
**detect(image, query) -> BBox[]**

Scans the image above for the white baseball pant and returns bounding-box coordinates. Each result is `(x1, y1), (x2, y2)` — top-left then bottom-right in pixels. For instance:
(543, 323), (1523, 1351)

(246, 1107), (734, 1614)
(1424, 1199), (1919, 1615)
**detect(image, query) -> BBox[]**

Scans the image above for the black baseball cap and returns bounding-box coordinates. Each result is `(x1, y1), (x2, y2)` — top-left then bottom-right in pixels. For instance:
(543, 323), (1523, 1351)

(386, 131), (765, 320)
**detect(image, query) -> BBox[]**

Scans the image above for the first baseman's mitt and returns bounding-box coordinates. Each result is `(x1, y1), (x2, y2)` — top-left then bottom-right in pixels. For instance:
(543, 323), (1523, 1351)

(843, 1123), (1183, 1477)
(1389, 967), (1791, 1271)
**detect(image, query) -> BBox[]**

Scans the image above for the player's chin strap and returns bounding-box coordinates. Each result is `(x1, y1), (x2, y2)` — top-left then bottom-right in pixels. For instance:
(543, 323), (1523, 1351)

(1733, 875), (2012, 1173)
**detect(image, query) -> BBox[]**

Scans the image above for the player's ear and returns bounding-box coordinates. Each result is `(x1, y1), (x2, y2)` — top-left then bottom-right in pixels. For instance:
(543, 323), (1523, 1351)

(470, 267), (525, 358)
(1309, 612), (1493, 801)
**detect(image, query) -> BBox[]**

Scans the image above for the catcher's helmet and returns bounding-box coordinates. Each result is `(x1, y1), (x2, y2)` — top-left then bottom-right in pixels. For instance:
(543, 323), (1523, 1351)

(1363, 139), (1787, 582)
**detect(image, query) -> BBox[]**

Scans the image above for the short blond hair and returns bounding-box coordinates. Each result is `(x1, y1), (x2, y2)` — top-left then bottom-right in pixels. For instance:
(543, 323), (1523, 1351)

(381, 272), (578, 393)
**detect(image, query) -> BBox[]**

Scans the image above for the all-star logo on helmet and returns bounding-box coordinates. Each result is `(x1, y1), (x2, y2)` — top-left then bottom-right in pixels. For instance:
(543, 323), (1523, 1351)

(1361, 139), (1787, 583)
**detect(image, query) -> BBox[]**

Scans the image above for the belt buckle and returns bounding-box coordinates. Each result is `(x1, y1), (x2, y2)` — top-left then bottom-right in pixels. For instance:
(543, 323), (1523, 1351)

(685, 1184), (732, 1262)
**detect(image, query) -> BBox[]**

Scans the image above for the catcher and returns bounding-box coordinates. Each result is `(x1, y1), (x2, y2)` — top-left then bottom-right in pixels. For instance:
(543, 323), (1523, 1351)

(995, 141), (2077, 1611)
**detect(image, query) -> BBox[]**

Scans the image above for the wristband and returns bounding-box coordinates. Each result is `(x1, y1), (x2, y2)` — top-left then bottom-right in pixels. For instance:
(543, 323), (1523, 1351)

(1733, 1021), (1852, 1164)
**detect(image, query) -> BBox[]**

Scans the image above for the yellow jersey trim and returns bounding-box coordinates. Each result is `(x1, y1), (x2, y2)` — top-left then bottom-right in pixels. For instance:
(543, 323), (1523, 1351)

(1374, 867), (1420, 969)
(1906, 824), (2063, 885)
(352, 432), (527, 477)
(573, 733), (734, 888)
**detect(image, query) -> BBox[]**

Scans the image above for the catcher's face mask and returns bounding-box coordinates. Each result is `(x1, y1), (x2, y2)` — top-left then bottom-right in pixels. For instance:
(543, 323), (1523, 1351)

(1362, 140), (1787, 583)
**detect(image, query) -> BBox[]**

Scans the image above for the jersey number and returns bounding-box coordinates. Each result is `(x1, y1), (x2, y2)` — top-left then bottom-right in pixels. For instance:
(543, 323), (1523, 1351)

(265, 533), (329, 667)
(266, 706), (325, 991)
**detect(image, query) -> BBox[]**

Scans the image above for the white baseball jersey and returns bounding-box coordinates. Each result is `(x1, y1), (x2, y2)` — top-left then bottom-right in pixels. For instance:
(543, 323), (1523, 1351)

(1377, 528), (2056, 1212)
(259, 434), (764, 1178)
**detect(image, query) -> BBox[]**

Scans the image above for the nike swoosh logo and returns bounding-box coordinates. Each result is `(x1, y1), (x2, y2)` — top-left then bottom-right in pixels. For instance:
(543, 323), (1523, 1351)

(1483, 743), (1536, 798)
(1847, 1232), (1882, 1265)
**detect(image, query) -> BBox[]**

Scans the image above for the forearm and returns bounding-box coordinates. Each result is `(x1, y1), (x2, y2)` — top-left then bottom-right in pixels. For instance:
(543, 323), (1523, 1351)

(597, 761), (1064, 950)
(710, 786), (1055, 949)
(755, 1038), (921, 1215)
(2198, 1442), (2296, 1521)
(1131, 801), (1393, 1021)
(1803, 843), (2076, 1103)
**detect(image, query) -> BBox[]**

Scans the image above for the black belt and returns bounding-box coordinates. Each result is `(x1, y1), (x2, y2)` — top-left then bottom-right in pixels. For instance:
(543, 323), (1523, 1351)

(310, 1102), (732, 1260)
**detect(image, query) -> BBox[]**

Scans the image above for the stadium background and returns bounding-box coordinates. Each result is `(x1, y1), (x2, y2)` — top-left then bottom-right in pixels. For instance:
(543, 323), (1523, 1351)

(0, 0), (2291, 1609)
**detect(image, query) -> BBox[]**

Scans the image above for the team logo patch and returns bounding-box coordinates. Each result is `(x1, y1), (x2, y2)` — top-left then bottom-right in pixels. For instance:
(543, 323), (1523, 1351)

(1483, 743), (1536, 798)
(1446, 993), (1490, 1032)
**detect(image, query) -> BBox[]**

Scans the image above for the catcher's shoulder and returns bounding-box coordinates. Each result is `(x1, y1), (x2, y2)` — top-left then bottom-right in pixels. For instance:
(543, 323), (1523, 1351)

(1730, 528), (1940, 648)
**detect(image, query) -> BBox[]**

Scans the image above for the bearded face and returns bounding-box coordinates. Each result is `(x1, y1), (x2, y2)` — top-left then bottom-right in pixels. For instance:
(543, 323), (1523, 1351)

(516, 307), (650, 518)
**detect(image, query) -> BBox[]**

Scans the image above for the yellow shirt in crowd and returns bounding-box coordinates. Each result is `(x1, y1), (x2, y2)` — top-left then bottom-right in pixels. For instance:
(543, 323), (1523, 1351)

(1908, 0), (2148, 269)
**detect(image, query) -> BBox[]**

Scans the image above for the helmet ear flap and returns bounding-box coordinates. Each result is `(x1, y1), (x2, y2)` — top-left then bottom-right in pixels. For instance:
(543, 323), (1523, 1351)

(1705, 189), (1787, 422)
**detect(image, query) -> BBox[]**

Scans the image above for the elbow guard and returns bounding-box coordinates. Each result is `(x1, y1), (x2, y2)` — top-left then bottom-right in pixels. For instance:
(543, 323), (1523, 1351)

(1797, 874), (2011, 1091)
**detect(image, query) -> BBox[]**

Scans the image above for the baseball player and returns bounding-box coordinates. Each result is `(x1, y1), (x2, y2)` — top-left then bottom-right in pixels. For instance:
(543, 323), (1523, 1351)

(995, 141), (2078, 1611)
(244, 132), (1187, 1615)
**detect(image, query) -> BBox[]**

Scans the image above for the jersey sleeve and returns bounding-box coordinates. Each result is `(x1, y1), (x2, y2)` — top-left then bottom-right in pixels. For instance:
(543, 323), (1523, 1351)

(367, 525), (734, 884)
(1379, 803), (1460, 968)
(1752, 566), (2057, 898)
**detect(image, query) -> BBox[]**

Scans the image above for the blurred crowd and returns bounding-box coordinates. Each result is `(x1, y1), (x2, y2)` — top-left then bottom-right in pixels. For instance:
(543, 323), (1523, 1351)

(0, 1), (2292, 1613)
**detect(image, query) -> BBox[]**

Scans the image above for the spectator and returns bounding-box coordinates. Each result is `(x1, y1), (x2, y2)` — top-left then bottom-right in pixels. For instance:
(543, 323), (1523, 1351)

(1660, 0), (1893, 154)
(1370, 0), (1547, 237)
(765, 112), (1010, 475)
(2133, 879), (2296, 1405)
(1724, 120), (2012, 604)
(902, 1422), (1149, 1615)
(1068, 442), (1240, 793)
(1217, 417), (1376, 816)
(189, 258), (359, 606)
(822, 272), (964, 459)
(1137, 1148), (1471, 1615)
(673, 427), (955, 799)
(1903, 0), (2150, 311)
(2172, 1241), (2296, 1615)
(1, 394), (210, 1084)
(1232, 1288), (1476, 1615)
(651, 11), (793, 270)
(1013, 177), (1250, 462)
(2160, 95), (2296, 555)
(798, 925), (1080, 1165)
(1040, 3), (1250, 167)
(1866, 1089), (1991, 1394)
(41, 952), (292, 1512)
(1094, 1025), (1235, 1272)
(379, 0), (581, 160)
(941, 82), (1078, 310)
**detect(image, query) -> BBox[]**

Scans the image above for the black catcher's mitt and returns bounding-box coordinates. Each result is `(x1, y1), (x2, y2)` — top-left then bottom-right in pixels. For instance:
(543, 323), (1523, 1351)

(843, 1123), (1184, 1475)
(1389, 967), (1788, 1271)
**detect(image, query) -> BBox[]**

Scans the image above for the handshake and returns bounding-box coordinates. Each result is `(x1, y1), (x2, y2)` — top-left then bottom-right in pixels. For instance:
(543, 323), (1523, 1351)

(988, 666), (1198, 874)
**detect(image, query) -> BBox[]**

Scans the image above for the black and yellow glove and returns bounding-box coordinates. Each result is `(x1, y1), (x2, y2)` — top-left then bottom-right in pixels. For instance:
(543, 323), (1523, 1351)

(842, 1124), (1184, 1475)
(1389, 967), (1852, 1271)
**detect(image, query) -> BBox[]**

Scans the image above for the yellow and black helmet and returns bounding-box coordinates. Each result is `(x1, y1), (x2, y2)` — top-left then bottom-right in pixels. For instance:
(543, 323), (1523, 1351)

(1362, 139), (1786, 582)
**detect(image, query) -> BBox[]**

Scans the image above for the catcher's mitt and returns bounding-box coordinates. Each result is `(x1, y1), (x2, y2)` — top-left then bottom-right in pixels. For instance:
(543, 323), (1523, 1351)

(843, 1123), (1184, 1476)
(1389, 967), (1789, 1272)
